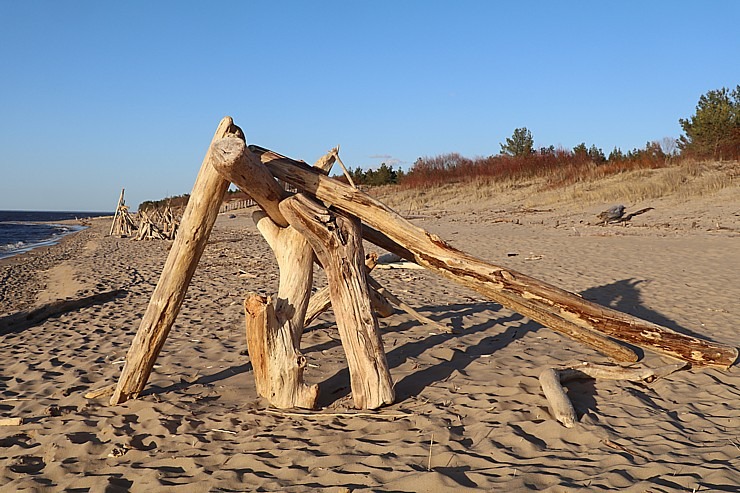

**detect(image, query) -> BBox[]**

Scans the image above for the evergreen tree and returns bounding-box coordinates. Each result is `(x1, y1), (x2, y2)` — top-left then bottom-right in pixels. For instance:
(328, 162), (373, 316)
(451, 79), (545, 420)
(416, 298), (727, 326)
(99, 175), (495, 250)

(500, 127), (535, 156)
(678, 85), (740, 159)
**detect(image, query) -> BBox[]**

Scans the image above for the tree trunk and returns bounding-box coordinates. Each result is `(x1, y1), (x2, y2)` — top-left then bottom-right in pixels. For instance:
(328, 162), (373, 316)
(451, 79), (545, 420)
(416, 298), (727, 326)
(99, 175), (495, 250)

(110, 117), (242, 405)
(246, 210), (319, 409)
(244, 294), (319, 409)
(249, 144), (738, 369)
(281, 194), (395, 409)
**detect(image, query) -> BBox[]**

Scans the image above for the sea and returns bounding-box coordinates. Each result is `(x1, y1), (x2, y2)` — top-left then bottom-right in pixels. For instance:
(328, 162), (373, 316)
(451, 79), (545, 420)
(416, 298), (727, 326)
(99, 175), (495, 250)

(0, 210), (111, 260)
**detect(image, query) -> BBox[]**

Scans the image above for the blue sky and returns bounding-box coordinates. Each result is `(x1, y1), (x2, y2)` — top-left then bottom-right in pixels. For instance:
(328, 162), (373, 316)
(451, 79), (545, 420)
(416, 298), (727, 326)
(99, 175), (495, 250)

(1, 1), (738, 211)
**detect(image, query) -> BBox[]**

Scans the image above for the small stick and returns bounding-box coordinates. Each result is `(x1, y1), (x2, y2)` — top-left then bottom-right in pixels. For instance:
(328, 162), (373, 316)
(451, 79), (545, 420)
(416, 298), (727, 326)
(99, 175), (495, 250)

(84, 384), (116, 399)
(211, 428), (238, 435)
(540, 362), (688, 427)
(332, 146), (357, 189)
(428, 433), (434, 471)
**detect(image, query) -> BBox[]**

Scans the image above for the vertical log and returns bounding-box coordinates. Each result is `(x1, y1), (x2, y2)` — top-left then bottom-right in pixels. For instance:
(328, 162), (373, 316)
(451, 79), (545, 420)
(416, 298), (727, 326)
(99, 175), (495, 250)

(281, 194), (394, 410)
(109, 188), (125, 236)
(110, 117), (241, 405)
(244, 294), (319, 409)
(247, 210), (319, 409)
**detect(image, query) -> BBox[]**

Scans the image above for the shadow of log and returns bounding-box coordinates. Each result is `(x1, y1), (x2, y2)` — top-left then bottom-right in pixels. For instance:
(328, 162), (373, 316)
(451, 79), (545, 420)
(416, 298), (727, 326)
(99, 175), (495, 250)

(0, 289), (127, 336)
(580, 279), (716, 342)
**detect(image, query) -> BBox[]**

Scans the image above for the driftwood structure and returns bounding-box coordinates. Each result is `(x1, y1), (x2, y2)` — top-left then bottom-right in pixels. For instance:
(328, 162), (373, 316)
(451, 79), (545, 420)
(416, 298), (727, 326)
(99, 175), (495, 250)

(109, 189), (136, 237)
(109, 117), (738, 411)
(135, 207), (179, 241)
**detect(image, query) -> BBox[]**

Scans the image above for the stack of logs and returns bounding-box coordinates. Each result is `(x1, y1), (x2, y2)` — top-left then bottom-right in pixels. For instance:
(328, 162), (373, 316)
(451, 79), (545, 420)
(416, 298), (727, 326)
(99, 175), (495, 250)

(135, 206), (179, 241)
(108, 117), (738, 413)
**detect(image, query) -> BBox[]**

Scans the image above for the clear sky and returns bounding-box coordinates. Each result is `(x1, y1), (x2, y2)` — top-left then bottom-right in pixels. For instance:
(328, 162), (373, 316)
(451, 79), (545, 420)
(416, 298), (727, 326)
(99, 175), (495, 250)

(1, 1), (738, 212)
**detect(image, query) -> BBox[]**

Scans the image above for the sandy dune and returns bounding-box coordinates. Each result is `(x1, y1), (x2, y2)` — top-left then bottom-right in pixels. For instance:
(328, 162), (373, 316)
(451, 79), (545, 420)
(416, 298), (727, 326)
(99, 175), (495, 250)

(0, 192), (738, 491)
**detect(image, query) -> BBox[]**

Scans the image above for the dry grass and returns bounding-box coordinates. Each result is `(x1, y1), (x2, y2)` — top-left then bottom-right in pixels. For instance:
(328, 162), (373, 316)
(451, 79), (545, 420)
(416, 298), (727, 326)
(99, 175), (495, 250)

(372, 160), (738, 212)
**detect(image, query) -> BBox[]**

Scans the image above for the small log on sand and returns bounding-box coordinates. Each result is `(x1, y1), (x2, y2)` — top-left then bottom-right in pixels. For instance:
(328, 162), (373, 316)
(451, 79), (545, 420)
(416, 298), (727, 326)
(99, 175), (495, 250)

(110, 117), (242, 405)
(249, 144), (738, 369)
(540, 362), (688, 427)
(281, 194), (394, 409)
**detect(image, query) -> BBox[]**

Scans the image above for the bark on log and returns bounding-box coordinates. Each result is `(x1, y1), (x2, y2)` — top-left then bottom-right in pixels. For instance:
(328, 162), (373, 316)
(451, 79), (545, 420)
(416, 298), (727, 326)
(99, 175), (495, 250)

(244, 294), (319, 409)
(281, 194), (395, 409)
(110, 117), (241, 405)
(249, 144), (738, 369)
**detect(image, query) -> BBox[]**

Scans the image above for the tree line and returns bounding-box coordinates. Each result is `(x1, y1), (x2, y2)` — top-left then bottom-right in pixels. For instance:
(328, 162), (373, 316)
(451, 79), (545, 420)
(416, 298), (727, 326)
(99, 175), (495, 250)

(140, 85), (738, 207)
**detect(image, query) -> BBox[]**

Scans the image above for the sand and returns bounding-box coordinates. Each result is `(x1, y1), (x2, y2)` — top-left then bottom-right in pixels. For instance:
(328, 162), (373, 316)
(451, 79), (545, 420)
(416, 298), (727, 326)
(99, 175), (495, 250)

(0, 192), (738, 492)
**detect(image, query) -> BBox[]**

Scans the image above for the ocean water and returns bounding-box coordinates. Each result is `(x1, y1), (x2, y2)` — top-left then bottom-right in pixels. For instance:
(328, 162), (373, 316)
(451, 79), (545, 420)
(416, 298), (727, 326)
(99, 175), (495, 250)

(0, 210), (111, 260)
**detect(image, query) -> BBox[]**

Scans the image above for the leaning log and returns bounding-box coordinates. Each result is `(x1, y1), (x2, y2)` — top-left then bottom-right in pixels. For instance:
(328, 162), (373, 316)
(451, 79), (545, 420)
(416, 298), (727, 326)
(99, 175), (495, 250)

(110, 117), (242, 405)
(281, 194), (394, 409)
(249, 144), (738, 369)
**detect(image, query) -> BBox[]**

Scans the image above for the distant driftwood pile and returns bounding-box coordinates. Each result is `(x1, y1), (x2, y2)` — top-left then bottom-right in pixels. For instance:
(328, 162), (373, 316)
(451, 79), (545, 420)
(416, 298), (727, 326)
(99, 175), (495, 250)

(135, 206), (179, 241)
(109, 189), (136, 237)
(109, 189), (180, 240)
(106, 117), (738, 415)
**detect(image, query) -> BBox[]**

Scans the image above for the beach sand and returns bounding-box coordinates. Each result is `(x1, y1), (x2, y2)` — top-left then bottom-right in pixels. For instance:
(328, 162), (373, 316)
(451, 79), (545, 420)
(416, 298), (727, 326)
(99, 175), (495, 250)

(0, 191), (738, 492)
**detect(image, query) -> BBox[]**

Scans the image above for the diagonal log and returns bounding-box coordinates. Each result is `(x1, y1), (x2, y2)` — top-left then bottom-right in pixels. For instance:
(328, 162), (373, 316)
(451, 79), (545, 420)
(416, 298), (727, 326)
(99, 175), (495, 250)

(281, 194), (394, 409)
(110, 117), (242, 405)
(248, 144), (738, 369)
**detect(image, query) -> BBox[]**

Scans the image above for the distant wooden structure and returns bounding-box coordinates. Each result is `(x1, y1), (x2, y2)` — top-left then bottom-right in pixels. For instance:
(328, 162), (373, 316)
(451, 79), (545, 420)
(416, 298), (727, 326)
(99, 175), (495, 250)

(136, 206), (179, 241)
(109, 189), (136, 237)
(107, 117), (738, 412)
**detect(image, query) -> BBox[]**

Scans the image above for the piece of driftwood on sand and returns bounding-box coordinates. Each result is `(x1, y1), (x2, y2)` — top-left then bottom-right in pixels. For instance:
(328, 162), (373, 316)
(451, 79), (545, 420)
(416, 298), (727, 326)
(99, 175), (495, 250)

(539, 362), (688, 427)
(110, 117), (737, 412)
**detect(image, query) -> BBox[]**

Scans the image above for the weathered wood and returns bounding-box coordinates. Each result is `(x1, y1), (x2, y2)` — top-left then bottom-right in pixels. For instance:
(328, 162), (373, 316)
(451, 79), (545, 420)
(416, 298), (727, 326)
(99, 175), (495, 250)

(313, 146), (338, 174)
(110, 117), (241, 405)
(304, 253), (393, 326)
(84, 384), (116, 399)
(109, 188), (124, 236)
(244, 294), (319, 409)
(539, 368), (577, 427)
(281, 194), (394, 409)
(540, 362), (688, 427)
(211, 136), (289, 227)
(248, 210), (319, 408)
(304, 284), (395, 327)
(249, 144), (738, 369)
(253, 210), (314, 345)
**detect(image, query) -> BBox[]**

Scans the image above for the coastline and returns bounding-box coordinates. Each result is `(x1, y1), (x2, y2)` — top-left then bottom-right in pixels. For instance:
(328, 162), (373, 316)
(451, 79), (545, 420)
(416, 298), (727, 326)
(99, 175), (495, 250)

(0, 203), (738, 491)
